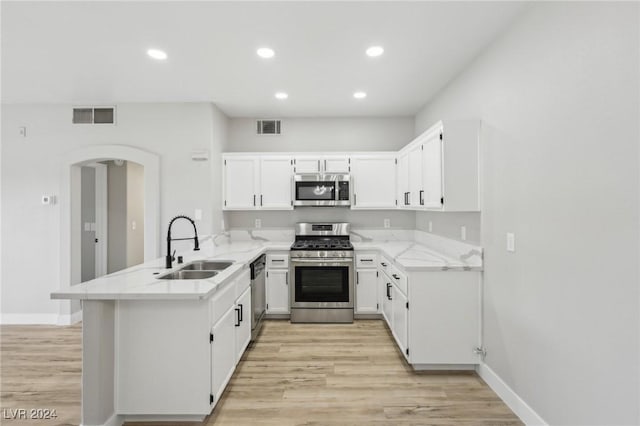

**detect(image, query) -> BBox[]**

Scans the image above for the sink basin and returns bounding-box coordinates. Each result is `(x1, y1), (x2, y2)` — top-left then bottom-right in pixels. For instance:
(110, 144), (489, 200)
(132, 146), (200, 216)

(180, 261), (233, 271)
(158, 270), (219, 280)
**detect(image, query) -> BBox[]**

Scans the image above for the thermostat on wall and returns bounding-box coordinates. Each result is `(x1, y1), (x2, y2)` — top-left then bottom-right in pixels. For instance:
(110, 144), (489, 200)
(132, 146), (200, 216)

(42, 195), (56, 205)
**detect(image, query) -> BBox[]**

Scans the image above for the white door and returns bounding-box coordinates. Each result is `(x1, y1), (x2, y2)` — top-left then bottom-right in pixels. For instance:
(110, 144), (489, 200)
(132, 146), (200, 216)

(294, 157), (321, 173)
(382, 277), (393, 328)
(235, 286), (252, 362)
(259, 156), (293, 209)
(392, 285), (408, 358)
(397, 153), (410, 208)
(355, 269), (378, 314)
(323, 156), (350, 173)
(422, 131), (443, 209)
(211, 305), (236, 404)
(351, 155), (397, 209)
(408, 144), (423, 208)
(224, 157), (258, 209)
(266, 269), (289, 314)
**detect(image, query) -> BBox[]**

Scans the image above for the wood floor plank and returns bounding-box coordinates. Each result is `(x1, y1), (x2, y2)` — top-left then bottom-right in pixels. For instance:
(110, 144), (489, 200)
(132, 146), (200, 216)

(1, 320), (522, 426)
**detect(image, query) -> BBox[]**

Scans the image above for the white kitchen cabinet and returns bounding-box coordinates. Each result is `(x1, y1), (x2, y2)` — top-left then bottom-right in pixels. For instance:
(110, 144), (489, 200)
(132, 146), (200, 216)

(355, 269), (378, 314)
(223, 156), (259, 209)
(391, 283), (408, 359)
(234, 286), (252, 362)
(396, 152), (410, 208)
(259, 156), (293, 209)
(211, 304), (237, 404)
(381, 276), (393, 326)
(294, 155), (350, 173)
(420, 120), (480, 212)
(351, 155), (397, 209)
(266, 269), (289, 314)
(407, 144), (423, 208)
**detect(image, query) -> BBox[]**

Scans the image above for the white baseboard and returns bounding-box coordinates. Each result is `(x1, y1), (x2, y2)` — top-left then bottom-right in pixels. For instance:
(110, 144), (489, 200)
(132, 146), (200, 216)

(1, 314), (59, 324)
(476, 363), (548, 426)
(1, 311), (82, 325)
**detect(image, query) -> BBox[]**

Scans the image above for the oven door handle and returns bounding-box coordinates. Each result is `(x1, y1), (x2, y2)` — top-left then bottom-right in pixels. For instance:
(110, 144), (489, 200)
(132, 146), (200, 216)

(291, 259), (354, 264)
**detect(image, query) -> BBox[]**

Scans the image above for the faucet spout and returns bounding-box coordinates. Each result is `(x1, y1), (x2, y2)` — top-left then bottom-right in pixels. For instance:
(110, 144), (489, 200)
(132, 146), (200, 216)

(166, 215), (200, 269)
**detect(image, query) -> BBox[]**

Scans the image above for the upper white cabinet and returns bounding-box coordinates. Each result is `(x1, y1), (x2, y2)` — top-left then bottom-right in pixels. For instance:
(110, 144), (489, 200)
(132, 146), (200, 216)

(396, 152), (410, 209)
(223, 156), (259, 210)
(414, 120), (480, 212)
(397, 145), (422, 209)
(259, 156), (294, 209)
(294, 155), (350, 173)
(223, 154), (293, 210)
(351, 154), (397, 209)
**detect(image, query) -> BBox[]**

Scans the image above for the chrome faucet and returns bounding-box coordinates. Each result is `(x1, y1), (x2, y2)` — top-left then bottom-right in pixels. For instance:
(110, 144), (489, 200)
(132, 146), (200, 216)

(166, 215), (200, 268)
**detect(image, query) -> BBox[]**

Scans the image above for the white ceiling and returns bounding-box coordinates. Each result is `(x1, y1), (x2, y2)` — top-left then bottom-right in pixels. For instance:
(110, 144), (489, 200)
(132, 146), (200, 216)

(1, 1), (526, 117)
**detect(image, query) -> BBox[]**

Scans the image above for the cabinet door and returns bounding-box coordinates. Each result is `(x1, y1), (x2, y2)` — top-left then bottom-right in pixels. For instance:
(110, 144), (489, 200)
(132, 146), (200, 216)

(422, 131), (443, 209)
(266, 269), (289, 314)
(355, 269), (378, 314)
(211, 305), (236, 404)
(235, 286), (252, 362)
(396, 153), (410, 208)
(323, 156), (350, 173)
(351, 155), (397, 209)
(392, 285), (408, 358)
(382, 277), (393, 328)
(408, 144), (423, 208)
(294, 157), (321, 173)
(223, 157), (258, 210)
(259, 156), (293, 209)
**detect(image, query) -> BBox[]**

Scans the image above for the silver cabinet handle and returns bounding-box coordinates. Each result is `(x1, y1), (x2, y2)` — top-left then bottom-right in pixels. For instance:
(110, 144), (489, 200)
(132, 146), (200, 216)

(291, 258), (354, 264)
(324, 159), (327, 171)
(260, 194), (263, 206)
(356, 271), (359, 284)
(253, 194), (256, 206)
(317, 160), (321, 171)
(285, 272), (288, 285)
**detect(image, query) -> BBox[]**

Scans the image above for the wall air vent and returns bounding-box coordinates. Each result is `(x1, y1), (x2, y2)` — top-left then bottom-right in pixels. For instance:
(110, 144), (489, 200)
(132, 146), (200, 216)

(72, 106), (116, 124)
(256, 119), (281, 135)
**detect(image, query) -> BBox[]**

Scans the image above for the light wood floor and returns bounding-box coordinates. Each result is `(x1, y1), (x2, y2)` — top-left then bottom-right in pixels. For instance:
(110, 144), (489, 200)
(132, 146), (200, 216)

(1, 320), (522, 426)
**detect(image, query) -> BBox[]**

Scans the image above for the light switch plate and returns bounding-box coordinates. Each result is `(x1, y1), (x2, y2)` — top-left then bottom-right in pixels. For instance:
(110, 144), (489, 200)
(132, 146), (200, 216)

(460, 225), (467, 241)
(507, 233), (515, 252)
(383, 219), (390, 228)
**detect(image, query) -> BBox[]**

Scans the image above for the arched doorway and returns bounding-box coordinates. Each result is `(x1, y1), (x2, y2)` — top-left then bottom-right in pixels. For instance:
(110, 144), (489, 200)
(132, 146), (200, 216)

(58, 145), (160, 323)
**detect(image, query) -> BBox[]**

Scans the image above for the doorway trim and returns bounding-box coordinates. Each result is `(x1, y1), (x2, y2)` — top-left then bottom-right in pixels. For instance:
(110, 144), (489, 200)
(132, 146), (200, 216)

(58, 145), (160, 323)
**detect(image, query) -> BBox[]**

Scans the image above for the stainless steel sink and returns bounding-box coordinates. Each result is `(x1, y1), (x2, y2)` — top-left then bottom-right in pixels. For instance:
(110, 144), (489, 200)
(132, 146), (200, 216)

(180, 261), (233, 271)
(158, 270), (219, 280)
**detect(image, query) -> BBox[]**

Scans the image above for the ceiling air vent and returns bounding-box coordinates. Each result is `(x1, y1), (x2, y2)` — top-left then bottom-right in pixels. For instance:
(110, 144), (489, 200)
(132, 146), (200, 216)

(256, 119), (281, 135)
(72, 106), (116, 124)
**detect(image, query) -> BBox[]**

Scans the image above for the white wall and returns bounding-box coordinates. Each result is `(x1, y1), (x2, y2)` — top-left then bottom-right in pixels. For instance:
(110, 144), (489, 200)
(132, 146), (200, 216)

(415, 3), (639, 424)
(126, 161), (144, 267)
(1, 103), (228, 321)
(228, 117), (413, 152)
(106, 160), (127, 274)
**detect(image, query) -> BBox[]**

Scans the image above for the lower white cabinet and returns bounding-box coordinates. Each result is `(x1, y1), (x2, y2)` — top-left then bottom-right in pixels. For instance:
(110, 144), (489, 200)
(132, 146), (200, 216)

(211, 304), (237, 404)
(266, 252), (290, 315)
(355, 269), (378, 314)
(391, 283), (408, 358)
(234, 286), (252, 362)
(381, 276), (393, 325)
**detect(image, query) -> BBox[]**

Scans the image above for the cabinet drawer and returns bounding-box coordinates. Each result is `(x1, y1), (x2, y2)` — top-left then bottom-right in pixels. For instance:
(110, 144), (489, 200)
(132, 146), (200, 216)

(379, 256), (392, 275)
(387, 264), (407, 296)
(210, 279), (237, 325)
(235, 268), (251, 298)
(356, 253), (378, 269)
(267, 254), (289, 268)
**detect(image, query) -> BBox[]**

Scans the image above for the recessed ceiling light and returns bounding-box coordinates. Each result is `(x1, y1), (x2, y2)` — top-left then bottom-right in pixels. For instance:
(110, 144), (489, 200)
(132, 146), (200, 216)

(353, 91), (367, 99)
(366, 46), (384, 57)
(257, 47), (275, 58)
(275, 92), (288, 100)
(147, 49), (167, 60)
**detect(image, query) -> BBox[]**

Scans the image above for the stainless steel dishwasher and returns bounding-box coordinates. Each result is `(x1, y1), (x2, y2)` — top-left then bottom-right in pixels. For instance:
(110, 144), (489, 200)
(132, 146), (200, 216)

(250, 254), (266, 341)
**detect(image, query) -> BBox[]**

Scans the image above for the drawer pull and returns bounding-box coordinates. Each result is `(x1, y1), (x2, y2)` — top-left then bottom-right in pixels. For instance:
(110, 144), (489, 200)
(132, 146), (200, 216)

(271, 259), (285, 262)
(392, 274), (400, 280)
(380, 262), (387, 267)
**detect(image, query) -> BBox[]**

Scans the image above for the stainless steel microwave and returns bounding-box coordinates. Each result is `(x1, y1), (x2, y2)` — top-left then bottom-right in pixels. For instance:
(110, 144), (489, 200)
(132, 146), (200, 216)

(293, 174), (351, 207)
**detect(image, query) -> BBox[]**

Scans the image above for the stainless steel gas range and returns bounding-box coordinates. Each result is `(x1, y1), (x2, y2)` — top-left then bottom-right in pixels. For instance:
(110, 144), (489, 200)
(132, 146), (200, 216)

(289, 223), (354, 323)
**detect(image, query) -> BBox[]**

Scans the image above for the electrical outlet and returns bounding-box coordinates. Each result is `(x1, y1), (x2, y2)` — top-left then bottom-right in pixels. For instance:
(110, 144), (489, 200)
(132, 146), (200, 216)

(428, 221), (433, 232)
(383, 219), (391, 228)
(461, 225), (467, 241)
(19, 126), (26, 137)
(255, 219), (262, 229)
(507, 233), (515, 252)
(194, 209), (202, 221)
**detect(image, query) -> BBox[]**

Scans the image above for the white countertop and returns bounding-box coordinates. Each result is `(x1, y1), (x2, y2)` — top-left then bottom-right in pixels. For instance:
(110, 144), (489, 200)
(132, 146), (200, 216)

(51, 231), (481, 301)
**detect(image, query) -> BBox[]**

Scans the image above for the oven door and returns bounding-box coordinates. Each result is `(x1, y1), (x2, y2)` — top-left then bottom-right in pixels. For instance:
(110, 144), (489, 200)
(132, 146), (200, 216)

(290, 258), (354, 308)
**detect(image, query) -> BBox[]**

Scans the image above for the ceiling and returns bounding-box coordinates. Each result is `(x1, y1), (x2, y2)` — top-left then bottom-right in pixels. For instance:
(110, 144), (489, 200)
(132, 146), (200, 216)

(1, 1), (526, 117)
